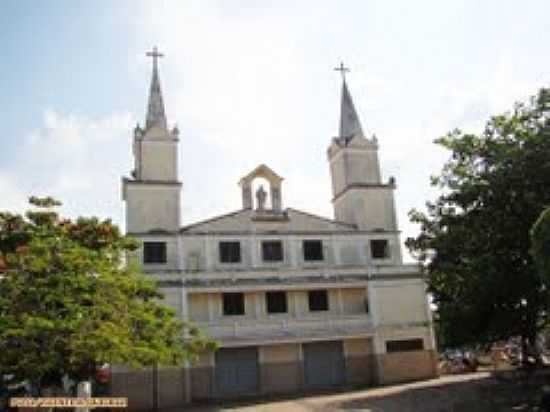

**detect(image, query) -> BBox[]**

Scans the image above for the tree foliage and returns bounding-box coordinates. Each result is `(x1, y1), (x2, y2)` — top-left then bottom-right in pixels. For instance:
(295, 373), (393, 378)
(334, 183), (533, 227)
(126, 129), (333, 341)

(531, 208), (550, 282)
(407, 88), (550, 349)
(0, 197), (214, 390)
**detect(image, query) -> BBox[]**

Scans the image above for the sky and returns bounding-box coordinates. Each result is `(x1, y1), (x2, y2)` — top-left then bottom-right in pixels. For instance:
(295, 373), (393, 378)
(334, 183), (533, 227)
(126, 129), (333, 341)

(1, 0), (549, 261)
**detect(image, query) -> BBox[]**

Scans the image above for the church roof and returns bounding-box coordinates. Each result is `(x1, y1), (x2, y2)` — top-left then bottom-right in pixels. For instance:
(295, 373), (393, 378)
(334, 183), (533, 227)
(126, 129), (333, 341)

(145, 47), (167, 131)
(179, 207), (358, 234)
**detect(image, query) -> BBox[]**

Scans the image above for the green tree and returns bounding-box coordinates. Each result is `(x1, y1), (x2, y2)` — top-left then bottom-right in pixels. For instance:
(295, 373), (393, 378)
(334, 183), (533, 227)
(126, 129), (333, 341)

(531, 207), (550, 283)
(0, 197), (214, 393)
(407, 88), (550, 356)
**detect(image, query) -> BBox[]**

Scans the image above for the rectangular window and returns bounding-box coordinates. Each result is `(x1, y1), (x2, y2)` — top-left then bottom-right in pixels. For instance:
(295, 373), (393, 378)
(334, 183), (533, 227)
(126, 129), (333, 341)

(143, 241), (167, 264)
(219, 241), (241, 263)
(262, 241), (284, 262)
(308, 290), (329, 311)
(371, 239), (390, 259)
(303, 240), (323, 261)
(386, 339), (424, 353)
(223, 293), (245, 316)
(266, 291), (287, 314)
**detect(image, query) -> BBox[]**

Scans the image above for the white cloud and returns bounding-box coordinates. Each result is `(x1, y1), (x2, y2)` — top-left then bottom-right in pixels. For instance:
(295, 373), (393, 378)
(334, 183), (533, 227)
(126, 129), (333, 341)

(0, 110), (135, 226)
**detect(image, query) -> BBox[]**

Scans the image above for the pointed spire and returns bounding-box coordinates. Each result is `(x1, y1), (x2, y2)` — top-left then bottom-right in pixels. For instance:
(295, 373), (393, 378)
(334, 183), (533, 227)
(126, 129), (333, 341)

(145, 46), (167, 130)
(334, 62), (364, 141)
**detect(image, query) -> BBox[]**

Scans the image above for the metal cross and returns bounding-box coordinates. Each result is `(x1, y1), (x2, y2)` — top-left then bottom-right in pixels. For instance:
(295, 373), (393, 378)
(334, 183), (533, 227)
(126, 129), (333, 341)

(146, 46), (164, 67)
(334, 61), (350, 81)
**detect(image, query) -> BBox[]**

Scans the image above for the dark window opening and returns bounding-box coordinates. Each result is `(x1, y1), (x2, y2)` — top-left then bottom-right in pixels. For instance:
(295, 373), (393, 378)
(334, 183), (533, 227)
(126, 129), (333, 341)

(371, 239), (390, 259)
(143, 241), (167, 264)
(262, 241), (284, 262)
(219, 241), (241, 263)
(266, 291), (287, 314)
(223, 293), (245, 316)
(303, 240), (323, 261)
(386, 339), (424, 353)
(308, 290), (329, 311)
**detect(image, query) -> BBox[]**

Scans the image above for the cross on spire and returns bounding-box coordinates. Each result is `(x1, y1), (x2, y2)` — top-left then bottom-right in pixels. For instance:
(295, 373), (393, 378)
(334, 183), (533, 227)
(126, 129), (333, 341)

(334, 61), (350, 82)
(146, 46), (164, 68)
(145, 46), (167, 130)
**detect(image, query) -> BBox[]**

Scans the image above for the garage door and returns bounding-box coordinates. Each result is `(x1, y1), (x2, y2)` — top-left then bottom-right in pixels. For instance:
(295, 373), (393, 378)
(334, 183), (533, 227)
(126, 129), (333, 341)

(215, 347), (259, 396)
(303, 341), (345, 388)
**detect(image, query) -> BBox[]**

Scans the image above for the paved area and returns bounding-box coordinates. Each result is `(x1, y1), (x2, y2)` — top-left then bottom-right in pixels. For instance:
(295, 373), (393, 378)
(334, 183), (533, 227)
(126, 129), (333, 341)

(185, 372), (494, 411)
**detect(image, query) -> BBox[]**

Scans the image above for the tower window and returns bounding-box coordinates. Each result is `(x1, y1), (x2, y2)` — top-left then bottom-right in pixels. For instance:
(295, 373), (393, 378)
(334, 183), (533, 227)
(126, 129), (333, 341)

(223, 293), (245, 316)
(386, 339), (424, 353)
(303, 240), (323, 261)
(370, 239), (390, 259)
(266, 291), (287, 314)
(308, 290), (329, 311)
(143, 241), (167, 264)
(262, 241), (284, 262)
(219, 241), (241, 263)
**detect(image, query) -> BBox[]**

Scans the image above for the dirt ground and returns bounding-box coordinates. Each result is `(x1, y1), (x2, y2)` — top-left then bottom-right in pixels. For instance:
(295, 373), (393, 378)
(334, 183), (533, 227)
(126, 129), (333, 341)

(183, 371), (548, 412)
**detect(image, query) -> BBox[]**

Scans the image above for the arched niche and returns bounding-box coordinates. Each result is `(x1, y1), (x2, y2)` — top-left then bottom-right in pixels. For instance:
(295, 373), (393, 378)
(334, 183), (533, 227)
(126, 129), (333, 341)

(238, 164), (284, 212)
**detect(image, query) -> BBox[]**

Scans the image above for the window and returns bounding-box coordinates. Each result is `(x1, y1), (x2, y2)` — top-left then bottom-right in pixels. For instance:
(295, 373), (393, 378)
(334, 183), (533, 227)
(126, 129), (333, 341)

(223, 293), (245, 316)
(308, 290), (329, 311)
(262, 241), (284, 262)
(266, 291), (287, 314)
(386, 339), (424, 353)
(219, 241), (241, 263)
(143, 242), (167, 264)
(303, 240), (323, 261)
(370, 239), (390, 259)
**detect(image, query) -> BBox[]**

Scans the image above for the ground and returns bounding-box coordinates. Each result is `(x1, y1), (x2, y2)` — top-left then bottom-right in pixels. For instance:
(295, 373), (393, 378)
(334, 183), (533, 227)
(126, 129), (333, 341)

(184, 371), (548, 412)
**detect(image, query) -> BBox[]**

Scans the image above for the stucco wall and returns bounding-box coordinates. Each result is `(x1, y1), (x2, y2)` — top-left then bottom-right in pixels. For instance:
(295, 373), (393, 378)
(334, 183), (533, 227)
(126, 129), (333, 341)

(125, 184), (180, 233)
(140, 140), (178, 182)
(373, 281), (429, 325)
(344, 338), (375, 385)
(376, 350), (438, 384)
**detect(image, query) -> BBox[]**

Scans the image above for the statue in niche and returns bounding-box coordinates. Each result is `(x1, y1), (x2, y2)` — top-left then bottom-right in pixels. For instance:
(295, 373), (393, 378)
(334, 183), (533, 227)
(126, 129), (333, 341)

(256, 185), (267, 211)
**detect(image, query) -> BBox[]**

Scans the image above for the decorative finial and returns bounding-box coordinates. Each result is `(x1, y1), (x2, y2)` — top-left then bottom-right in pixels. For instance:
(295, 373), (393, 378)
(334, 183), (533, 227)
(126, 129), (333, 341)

(334, 61), (350, 82)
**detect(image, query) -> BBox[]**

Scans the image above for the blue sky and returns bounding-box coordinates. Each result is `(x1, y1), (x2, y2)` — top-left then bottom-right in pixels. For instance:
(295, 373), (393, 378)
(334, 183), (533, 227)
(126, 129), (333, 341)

(1, 0), (549, 260)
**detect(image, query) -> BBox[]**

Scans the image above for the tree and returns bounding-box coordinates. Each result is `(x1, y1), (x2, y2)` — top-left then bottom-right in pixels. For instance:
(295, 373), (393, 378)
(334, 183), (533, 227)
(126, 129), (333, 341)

(531, 207), (550, 282)
(407, 88), (550, 356)
(0, 197), (214, 393)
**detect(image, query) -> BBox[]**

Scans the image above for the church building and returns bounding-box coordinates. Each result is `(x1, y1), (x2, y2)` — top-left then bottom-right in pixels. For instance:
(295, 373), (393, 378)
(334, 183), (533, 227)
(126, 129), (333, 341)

(114, 48), (437, 409)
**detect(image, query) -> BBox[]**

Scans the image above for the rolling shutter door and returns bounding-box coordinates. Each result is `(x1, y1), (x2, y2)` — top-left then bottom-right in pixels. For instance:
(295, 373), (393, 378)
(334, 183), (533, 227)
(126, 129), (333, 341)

(303, 341), (345, 388)
(215, 347), (259, 396)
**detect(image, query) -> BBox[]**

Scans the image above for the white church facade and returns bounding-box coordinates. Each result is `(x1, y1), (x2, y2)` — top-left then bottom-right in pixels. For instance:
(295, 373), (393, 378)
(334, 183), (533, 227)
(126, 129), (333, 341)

(113, 49), (437, 409)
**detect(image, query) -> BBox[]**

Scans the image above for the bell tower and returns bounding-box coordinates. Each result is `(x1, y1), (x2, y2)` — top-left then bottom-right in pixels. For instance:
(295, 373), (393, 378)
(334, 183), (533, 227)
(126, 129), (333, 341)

(122, 47), (181, 233)
(327, 63), (397, 231)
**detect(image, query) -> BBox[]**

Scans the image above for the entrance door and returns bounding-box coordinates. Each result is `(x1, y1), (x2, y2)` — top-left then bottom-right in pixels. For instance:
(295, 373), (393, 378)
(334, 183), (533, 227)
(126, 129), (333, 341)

(215, 347), (259, 397)
(303, 341), (345, 388)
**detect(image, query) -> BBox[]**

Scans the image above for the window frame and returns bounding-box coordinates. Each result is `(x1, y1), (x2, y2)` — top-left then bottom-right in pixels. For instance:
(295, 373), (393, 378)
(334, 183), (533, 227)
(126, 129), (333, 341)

(266, 291), (288, 314)
(143, 241), (167, 264)
(386, 339), (424, 353)
(370, 239), (390, 259)
(261, 240), (284, 262)
(222, 292), (245, 316)
(218, 241), (242, 264)
(303, 239), (324, 262)
(308, 289), (329, 312)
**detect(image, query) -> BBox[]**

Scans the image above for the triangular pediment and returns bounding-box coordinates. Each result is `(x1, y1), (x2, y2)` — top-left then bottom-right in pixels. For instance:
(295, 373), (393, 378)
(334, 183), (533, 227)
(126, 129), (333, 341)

(180, 208), (357, 234)
(239, 164), (283, 186)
